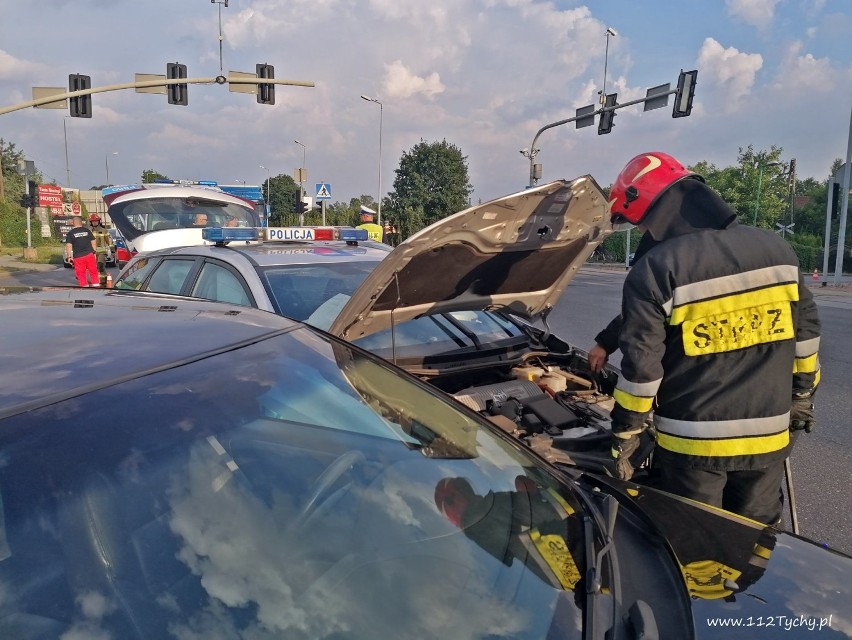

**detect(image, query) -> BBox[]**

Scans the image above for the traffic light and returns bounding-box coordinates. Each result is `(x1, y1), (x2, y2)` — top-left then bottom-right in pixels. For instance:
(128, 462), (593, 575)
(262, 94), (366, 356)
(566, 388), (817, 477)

(672, 69), (698, 118)
(167, 63), (188, 106)
(294, 190), (306, 214)
(256, 63), (275, 105)
(68, 74), (92, 118)
(19, 181), (37, 208)
(598, 93), (617, 135)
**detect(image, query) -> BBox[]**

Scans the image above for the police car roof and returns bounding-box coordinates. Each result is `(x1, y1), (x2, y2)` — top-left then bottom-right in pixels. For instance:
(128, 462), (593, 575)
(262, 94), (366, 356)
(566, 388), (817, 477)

(155, 239), (392, 267)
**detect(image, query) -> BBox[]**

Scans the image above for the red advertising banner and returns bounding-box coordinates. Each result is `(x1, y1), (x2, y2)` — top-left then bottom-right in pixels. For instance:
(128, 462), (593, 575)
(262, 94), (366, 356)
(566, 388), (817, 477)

(38, 184), (63, 208)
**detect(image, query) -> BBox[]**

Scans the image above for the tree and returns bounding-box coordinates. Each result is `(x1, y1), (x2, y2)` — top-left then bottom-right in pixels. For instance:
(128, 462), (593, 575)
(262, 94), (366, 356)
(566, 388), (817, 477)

(690, 145), (790, 229)
(1, 138), (26, 205)
(386, 139), (473, 238)
(265, 173), (300, 226)
(141, 169), (169, 183)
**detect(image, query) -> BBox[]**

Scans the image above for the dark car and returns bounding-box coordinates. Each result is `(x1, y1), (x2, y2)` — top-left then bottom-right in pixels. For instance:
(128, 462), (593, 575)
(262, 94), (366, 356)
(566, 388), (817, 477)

(0, 288), (850, 639)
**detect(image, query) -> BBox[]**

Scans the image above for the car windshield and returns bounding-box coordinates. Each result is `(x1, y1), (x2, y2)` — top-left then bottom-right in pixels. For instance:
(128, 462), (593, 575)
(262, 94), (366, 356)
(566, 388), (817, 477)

(0, 327), (589, 639)
(110, 195), (256, 233)
(259, 261), (382, 326)
(258, 263), (528, 358)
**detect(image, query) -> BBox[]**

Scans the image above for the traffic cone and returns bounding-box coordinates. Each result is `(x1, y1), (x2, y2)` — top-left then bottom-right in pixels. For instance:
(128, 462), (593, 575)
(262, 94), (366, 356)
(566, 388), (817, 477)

(106, 273), (113, 288)
(812, 269), (819, 282)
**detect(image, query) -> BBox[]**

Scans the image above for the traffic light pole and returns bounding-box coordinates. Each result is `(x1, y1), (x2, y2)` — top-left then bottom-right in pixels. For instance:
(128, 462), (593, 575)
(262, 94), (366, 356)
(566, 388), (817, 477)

(0, 76), (314, 116)
(526, 90), (679, 188)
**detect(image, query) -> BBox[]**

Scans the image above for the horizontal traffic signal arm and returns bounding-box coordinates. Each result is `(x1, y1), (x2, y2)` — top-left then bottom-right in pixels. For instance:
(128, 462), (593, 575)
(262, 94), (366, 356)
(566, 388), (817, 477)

(0, 76), (315, 116)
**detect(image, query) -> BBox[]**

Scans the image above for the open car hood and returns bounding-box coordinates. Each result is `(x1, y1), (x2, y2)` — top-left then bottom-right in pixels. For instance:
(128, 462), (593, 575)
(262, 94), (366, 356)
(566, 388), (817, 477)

(329, 176), (611, 341)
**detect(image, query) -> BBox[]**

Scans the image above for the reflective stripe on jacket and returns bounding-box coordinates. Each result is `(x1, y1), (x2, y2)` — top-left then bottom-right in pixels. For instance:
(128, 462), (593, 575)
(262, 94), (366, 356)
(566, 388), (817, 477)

(612, 222), (820, 471)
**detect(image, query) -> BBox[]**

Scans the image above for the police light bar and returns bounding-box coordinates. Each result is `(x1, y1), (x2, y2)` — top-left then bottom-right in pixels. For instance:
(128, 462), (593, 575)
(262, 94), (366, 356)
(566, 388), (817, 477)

(263, 227), (369, 242)
(150, 179), (219, 187)
(202, 227), (260, 243)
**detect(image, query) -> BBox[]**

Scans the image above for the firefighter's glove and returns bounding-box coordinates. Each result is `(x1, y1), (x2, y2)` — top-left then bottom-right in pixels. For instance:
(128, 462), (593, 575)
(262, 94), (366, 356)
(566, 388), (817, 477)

(611, 429), (642, 481)
(790, 394), (816, 433)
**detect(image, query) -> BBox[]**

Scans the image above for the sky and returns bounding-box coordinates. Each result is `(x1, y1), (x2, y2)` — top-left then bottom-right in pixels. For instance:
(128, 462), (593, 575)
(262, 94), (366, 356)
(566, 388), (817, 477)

(1, 0), (851, 207)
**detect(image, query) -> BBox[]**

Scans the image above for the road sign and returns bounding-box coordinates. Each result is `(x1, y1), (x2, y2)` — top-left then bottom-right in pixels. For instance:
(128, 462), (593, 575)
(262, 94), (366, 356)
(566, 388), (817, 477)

(775, 222), (794, 236)
(316, 183), (331, 200)
(71, 201), (81, 216)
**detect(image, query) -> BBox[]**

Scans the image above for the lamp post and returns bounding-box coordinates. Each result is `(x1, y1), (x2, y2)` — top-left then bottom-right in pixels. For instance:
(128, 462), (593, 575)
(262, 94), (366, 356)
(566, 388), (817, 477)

(599, 27), (617, 106)
(360, 94), (383, 225)
(259, 164), (271, 225)
(63, 116), (71, 187)
(105, 151), (118, 186)
(210, 0), (229, 77)
(751, 160), (783, 226)
(294, 140), (307, 225)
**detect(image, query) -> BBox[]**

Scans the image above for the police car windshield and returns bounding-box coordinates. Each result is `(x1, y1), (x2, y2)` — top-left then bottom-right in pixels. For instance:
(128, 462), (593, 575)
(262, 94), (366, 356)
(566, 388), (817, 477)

(111, 197), (255, 233)
(259, 262), (381, 328)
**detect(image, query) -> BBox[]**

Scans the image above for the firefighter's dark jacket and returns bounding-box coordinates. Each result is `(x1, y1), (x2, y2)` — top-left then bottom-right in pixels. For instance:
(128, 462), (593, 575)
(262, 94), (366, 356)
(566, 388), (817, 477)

(611, 179), (821, 471)
(593, 233), (660, 354)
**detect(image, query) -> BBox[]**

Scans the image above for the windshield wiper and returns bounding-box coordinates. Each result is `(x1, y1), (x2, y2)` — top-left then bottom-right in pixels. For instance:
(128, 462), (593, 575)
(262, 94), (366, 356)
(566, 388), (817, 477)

(580, 491), (620, 640)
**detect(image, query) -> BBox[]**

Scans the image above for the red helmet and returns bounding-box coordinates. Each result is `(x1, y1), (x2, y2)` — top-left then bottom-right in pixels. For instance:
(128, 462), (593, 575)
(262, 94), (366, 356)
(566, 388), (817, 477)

(609, 152), (701, 225)
(89, 214), (101, 224)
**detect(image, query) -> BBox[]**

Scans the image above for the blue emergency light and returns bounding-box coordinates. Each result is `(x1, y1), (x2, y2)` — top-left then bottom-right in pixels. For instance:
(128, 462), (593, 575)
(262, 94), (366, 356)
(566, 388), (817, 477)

(202, 227), (260, 243)
(339, 228), (369, 242)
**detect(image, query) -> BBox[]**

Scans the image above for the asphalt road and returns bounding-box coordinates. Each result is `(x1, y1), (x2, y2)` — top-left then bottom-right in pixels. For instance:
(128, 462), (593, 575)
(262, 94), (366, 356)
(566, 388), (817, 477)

(4, 261), (852, 554)
(552, 266), (852, 555)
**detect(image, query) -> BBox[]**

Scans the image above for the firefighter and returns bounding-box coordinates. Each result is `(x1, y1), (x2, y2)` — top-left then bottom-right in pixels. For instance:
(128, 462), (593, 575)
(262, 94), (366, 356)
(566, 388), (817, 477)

(89, 214), (111, 287)
(607, 151), (820, 525)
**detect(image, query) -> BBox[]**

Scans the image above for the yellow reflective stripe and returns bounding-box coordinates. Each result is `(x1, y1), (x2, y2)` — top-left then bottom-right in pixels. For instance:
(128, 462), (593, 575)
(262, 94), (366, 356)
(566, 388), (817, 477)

(753, 544), (772, 560)
(814, 368), (821, 387)
(669, 283), (799, 325)
(656, 413), (788, 438)
(613, 388), (654, 413)
(657, 430), (789, 456)
(672, 265), (800, 307)
(794, 353), (819, 374)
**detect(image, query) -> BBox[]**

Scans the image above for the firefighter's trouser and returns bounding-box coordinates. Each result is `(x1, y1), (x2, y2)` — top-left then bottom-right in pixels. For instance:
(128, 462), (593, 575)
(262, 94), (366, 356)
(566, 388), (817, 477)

(656, 461), (785, 525)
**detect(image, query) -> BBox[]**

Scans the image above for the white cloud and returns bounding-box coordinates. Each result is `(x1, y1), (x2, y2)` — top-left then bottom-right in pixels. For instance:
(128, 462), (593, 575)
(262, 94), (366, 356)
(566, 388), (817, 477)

(697, 38), (763, 111)
(382, 60), (445, 100)
(771, 41), (835, 92)
(0, 49), (51, 82)
(725, 0), (781, 28)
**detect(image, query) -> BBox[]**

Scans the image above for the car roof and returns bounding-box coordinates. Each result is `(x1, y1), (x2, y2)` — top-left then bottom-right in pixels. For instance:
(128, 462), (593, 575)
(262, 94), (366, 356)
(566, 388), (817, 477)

(152, 240), (392, 267)
(0, 288), (298, 419)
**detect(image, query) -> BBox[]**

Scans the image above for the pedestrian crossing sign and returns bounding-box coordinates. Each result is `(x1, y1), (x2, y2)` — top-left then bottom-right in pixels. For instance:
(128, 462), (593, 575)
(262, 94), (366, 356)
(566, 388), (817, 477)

(316, 183), (332, 200)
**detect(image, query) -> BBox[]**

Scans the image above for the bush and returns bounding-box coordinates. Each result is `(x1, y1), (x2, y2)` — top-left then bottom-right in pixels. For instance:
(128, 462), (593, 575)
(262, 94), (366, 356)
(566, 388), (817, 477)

(0, 201), (63, 250)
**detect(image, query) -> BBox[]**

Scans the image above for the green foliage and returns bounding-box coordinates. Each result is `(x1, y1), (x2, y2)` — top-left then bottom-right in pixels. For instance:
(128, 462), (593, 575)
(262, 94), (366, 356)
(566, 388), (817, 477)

(265, 174), (300, 226)
(385, 139), (473, 239)
(141, 169), (169, 183)
(692, 145), (790, 229)
(598, 228), (643, 263)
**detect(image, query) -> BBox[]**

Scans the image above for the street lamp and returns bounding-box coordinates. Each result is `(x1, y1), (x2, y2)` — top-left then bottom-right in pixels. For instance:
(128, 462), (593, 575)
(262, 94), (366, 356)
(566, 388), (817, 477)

(294, 140), (307, 225)
(752, 160), (783, 226)
(259, 164), (271, 224)
(360, 94), (383, 225)
(63, 116), (72, 187)
(210, 0), (229, 77)
(105, 151), (118, 186)
(599, 27), (618, 106)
